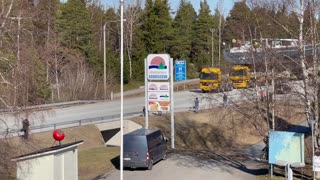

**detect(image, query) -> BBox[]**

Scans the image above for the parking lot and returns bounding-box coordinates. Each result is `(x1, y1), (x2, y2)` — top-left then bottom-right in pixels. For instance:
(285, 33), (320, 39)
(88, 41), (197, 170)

(101, 153), (257, 180)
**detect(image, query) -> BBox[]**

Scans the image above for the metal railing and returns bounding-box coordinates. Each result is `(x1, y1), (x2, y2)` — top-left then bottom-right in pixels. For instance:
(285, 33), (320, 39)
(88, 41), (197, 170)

(0, 111), (142, 137)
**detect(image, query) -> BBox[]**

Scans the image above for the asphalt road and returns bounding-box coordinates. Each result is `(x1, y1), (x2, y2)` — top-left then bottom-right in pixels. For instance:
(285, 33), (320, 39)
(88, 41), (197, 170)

(0, 79), (304, 136)
(101, 153), (257, 180)
(0, 83), (248, 131)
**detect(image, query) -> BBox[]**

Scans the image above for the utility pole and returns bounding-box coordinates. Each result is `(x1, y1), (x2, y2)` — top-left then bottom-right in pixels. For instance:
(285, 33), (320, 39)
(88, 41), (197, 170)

(218, 11), (222, 67)
(120, 1), (124, 180)
(210, 28), (215, 67)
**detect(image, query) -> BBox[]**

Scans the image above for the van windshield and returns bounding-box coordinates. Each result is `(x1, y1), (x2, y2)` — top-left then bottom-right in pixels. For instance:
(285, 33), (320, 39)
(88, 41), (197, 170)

(124, 136), (147, 152)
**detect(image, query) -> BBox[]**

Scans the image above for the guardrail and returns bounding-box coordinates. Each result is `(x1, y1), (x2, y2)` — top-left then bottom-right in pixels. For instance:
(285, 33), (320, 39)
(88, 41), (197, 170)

(0, 111), (142, 137)
(0, 100), (99, 113)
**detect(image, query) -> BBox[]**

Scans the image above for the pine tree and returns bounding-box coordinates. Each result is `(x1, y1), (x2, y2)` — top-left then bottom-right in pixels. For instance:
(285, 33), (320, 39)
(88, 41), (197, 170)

(223, 0), (252, 46)
(192, 0), (214, 68)
(56, 0), (97, 66)
(141, 0), (173, 53)
(171, 0), (196, 60)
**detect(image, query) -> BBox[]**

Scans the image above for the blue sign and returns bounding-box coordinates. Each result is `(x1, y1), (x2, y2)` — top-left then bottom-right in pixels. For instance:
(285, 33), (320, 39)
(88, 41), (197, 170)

(175, 60), (186, 81)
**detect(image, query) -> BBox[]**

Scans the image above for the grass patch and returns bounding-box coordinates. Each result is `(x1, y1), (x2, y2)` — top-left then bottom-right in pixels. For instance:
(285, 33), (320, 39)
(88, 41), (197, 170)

(78, 146), (119, 180)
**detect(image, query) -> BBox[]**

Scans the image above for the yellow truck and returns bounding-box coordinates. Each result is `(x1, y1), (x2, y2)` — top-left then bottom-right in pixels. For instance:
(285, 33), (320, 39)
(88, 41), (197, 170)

(199, 67), (233, 93)
(229, 65), (253, 88)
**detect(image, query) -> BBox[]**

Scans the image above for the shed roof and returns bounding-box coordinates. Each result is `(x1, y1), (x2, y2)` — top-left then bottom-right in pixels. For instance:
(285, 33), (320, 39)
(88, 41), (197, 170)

(11, 140), (83, 161)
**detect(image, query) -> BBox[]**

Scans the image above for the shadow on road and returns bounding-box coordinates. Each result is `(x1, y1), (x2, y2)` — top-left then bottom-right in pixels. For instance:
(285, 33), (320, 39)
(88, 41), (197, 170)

(168, 149), (311, 179)
(189, 89), (203, 93)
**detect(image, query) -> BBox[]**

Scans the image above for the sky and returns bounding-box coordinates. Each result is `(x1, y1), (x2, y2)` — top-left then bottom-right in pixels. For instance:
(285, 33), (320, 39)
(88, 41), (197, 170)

(103, 0), (236, 17)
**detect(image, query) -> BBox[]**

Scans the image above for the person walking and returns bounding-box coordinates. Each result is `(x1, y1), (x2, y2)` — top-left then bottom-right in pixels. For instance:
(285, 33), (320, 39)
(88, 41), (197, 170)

(194, 97), (200, 113)
(260, 91), (266, 102)
(21, 118), (30, 139)
(223, 94), (228, 107)
(142, 106), (146, 117)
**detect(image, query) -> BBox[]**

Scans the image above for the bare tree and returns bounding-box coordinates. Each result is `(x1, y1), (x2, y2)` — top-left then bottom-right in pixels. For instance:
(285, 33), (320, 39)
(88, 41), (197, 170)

(124, 0), (142, 79)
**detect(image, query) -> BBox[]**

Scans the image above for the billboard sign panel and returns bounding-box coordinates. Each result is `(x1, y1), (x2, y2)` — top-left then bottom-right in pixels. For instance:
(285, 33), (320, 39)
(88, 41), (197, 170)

(148, 101), (171, 112)
(175, 60), (186, 81)
(148, 82), (169, 92)
(147, 82), (170, 112)
(269, 131), (304, 165)
(147, 54), (170, 80)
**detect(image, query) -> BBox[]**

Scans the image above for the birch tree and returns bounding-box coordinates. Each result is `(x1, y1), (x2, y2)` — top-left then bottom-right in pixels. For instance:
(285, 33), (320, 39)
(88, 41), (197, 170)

(124, 0), (142, 79)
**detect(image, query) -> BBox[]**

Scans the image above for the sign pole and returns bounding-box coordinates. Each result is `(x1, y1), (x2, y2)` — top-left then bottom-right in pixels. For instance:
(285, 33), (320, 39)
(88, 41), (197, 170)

(170, 58), (175, 149)
(144, 58), (149, 129)
(312, 120), (315, 180)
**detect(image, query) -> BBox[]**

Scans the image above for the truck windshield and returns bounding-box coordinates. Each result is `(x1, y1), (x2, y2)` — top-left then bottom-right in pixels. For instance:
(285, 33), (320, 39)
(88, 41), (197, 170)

(200, 72), (218, 80)
(230, 69), (246, 76)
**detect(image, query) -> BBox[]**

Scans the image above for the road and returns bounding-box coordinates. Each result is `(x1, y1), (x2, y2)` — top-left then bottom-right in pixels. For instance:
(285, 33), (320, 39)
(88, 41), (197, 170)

(0, 88), (247, 131)
(101, 153), (257, 180)
(0, 79), (303, 135)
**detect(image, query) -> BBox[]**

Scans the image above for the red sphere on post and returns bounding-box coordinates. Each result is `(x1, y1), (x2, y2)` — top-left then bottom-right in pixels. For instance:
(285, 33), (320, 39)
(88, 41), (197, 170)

(53, 129), (65, 141)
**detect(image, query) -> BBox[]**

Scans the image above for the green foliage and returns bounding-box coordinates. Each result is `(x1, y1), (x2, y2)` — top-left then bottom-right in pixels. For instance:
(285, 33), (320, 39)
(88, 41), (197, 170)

(28, 51), (51, 103)
(192, 0), (214, 68)
(171, 0), (196, 60)
(1, 0), (316, 105)
(223, 1), (252, 45)
(131, 28), (147, 81)
(33, 0), (59, 46)
(56, 0), (97, 66)
(141, 0), (173, 53)
(0, 51), (15, 74)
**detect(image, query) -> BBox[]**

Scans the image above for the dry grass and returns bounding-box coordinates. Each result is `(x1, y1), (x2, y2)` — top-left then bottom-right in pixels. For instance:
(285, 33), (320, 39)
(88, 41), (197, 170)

(130, 99), (306, 152)
(9, 124), (105, 151)
(6, 124), (118, 180)
(78, 146), (119, 180)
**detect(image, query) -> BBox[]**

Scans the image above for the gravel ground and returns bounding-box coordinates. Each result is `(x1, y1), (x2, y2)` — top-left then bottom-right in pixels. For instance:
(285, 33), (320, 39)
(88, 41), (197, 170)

(99, 153), (258, 180)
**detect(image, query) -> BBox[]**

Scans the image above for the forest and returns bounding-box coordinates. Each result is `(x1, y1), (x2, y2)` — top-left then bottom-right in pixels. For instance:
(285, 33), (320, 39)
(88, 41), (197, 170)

(0, 0), (316, 107)
(1, 0), (320, 178)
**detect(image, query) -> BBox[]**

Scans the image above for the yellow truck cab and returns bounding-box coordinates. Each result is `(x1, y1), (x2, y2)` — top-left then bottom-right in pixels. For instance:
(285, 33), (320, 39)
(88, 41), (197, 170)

(229, 65), (251, 88)
(200, 67), (232, 93)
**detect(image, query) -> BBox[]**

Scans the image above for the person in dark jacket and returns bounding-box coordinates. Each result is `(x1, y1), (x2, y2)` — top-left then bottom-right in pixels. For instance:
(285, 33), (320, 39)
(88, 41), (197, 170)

(223, 94), (228, 107)
(22, 118), (30, 139)
(142, 106), (146, 117)
(194, 97), (200, 112)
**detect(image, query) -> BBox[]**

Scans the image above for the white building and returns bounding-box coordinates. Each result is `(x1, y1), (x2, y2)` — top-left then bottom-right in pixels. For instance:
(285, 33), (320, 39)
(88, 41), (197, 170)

(12, 140), (83, 180)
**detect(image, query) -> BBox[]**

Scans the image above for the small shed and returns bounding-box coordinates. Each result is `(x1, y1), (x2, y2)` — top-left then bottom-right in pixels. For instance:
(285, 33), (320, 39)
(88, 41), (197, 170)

(12, 140), (83, 180)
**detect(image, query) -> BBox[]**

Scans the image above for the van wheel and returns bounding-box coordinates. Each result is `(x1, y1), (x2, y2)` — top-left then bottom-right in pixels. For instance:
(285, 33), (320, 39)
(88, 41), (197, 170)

(147, 160), (153, 170)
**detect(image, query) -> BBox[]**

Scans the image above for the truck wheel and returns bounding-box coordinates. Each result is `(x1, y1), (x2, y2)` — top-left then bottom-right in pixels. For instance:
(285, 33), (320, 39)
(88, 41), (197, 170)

(202, 89), (205, 93)
(148, 160), (153, 170)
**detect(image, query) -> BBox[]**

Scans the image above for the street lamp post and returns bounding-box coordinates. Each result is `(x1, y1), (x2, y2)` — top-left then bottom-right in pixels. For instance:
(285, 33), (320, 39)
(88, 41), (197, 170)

(103, 19), (126, 100)
(120, 1), (124, 180)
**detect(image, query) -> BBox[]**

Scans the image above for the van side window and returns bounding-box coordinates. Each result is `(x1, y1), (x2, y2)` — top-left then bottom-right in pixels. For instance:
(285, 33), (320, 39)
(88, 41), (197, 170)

(147, 131), (162, 148)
